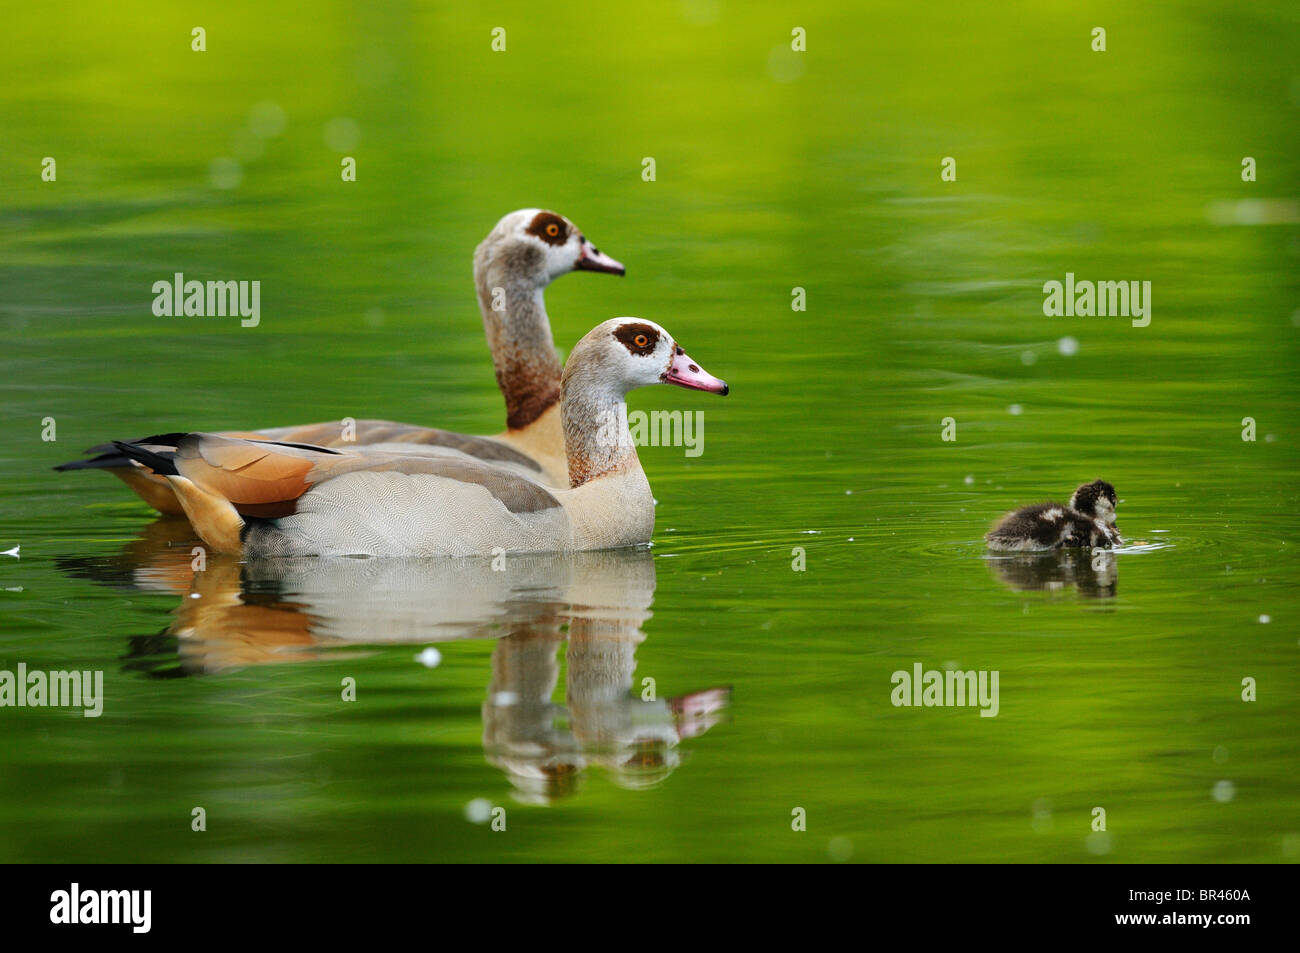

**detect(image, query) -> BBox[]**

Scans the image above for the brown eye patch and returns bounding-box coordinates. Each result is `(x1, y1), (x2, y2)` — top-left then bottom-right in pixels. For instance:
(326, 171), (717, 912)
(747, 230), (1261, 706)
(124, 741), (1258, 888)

(526, 211), (569, 246)
(613, 322), (659, 356)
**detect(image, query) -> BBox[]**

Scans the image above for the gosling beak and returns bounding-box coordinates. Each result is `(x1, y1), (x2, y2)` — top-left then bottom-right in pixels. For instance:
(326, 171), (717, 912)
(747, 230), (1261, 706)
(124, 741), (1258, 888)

(664, 346), (728, 395)
(575, 238), (626, 276)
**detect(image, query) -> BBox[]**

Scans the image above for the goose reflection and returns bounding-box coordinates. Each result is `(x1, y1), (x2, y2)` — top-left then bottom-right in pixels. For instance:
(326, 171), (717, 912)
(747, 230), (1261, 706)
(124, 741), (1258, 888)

(58, 524), (730, 800)
(484, 605), (729, 802)
(985, 548), (1117, 599)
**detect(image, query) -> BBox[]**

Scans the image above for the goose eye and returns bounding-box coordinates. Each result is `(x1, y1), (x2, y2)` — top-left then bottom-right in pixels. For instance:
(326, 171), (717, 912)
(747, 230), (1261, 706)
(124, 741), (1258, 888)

(634, 334), (648, 348)
(545, 223), (560, 237)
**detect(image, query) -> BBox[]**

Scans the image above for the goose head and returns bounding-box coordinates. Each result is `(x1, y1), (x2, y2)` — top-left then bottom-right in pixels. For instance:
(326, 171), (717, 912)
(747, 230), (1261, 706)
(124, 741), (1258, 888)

(561, 318), (727, 487)
(1069, 480), (1118, 524)
(475, 210), (625, 431)
(477, 209), (625, 286)
(564, 318), (729, 398)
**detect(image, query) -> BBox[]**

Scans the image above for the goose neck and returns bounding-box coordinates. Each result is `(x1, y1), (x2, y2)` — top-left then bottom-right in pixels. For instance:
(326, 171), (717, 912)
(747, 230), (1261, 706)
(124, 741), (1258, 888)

(561, 380), (639, 488)
(474, 259), (563, 431)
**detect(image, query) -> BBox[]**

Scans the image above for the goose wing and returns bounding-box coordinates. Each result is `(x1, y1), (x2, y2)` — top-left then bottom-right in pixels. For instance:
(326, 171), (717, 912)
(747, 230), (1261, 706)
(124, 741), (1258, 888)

(118, 432), (559, 520)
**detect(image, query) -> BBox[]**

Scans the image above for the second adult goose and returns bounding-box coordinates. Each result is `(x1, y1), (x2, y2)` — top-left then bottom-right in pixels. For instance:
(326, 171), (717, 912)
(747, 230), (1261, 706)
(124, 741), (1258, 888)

(112, 319), (728, 557)
(56, 209), (624, 510)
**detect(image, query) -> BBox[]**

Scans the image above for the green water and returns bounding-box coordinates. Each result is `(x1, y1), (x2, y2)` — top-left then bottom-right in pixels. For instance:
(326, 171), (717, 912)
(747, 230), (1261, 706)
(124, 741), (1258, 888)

(2, 1), (1298, 862)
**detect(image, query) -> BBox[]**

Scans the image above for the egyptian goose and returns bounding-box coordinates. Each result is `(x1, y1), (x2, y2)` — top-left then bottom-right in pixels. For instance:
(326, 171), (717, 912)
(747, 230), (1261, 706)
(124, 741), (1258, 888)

(111, 319), (727, 557)
(55, 209), (624, 512)
(985, 480), (1122, 551)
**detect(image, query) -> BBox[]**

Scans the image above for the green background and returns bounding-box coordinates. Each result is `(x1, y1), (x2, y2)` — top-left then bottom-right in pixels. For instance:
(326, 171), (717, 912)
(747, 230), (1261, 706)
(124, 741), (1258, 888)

(1, 1), (1297, 862)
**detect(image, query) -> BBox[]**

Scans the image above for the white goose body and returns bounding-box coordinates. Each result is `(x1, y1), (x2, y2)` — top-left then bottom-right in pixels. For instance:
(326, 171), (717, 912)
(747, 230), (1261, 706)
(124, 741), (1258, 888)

(117, 319), (726, 558)
(242, 457), (652, 558)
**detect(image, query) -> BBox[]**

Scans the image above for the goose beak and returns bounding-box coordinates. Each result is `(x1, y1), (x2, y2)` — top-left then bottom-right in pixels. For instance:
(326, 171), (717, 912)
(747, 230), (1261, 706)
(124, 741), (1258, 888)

(575, 239), (626, 276)
(664, 347), (728, 395)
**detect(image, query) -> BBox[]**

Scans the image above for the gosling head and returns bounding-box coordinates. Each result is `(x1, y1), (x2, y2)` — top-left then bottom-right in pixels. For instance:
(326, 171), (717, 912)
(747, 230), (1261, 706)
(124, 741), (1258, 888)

(1069, 480), (1118, 523)
(477, 209), (625, 286)
(564, 318), (729, 398)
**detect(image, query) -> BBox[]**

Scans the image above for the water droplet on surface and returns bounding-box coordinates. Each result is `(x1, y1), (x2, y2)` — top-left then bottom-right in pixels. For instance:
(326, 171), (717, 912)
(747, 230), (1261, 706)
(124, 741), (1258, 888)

(208, 157), (243, 189)
(248, 101), (286, 138)
(324, 117), (361, 151)
(1085, 831), (1112, 855)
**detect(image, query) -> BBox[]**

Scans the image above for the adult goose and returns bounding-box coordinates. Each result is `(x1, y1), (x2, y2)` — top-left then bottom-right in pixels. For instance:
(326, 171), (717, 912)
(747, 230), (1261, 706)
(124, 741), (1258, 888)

(112, 319), (727, 557)
(55, 209), (624, 512)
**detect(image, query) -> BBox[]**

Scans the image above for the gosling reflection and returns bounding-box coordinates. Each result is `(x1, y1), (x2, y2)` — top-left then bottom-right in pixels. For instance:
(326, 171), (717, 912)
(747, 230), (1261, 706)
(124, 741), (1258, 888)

(986, 548), (1117, 599)
(59, 522), (731, 799)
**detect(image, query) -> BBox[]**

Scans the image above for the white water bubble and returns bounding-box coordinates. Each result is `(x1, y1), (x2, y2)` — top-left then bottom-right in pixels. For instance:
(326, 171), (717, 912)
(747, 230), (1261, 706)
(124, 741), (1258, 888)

(1031, 798), (1054, 833)
(681, 0), (721, 24)
(766, 45), (805, 84)
(324, 117), (361, 151)
(1282, 833), (1300, 859)
(1085, 831), (1113, 855)
(249, 101), (286, 138)
(208, 157), (243, 189)
(827, 836), (853, 862)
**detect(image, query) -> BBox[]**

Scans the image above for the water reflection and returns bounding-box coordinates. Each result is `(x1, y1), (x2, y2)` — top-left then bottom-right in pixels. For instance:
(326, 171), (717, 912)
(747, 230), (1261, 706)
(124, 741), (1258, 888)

(985, 548), (1117, 599)
(58, 524), (731, 801)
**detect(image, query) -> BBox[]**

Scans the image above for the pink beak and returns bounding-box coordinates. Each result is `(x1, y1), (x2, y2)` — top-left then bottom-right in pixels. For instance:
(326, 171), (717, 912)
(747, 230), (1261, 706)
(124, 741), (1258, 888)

(575, 239), (626, 276)
(663, 346), (728, 395)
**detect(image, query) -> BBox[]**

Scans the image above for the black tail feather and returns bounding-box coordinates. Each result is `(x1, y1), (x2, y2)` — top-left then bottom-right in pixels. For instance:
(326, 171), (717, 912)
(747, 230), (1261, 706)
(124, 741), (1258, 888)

(56, 431), (339, 474)
(54, 452), (133, 472)
(82, 433), (187, 455)
(110, 441), (179, 476)
(56, 433), (189, 473)
(125, 433), (189, 449)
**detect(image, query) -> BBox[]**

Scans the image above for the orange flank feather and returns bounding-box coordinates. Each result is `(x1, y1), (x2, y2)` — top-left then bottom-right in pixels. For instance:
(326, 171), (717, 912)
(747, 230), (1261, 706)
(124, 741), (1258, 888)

(175, 437), (316, 518)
